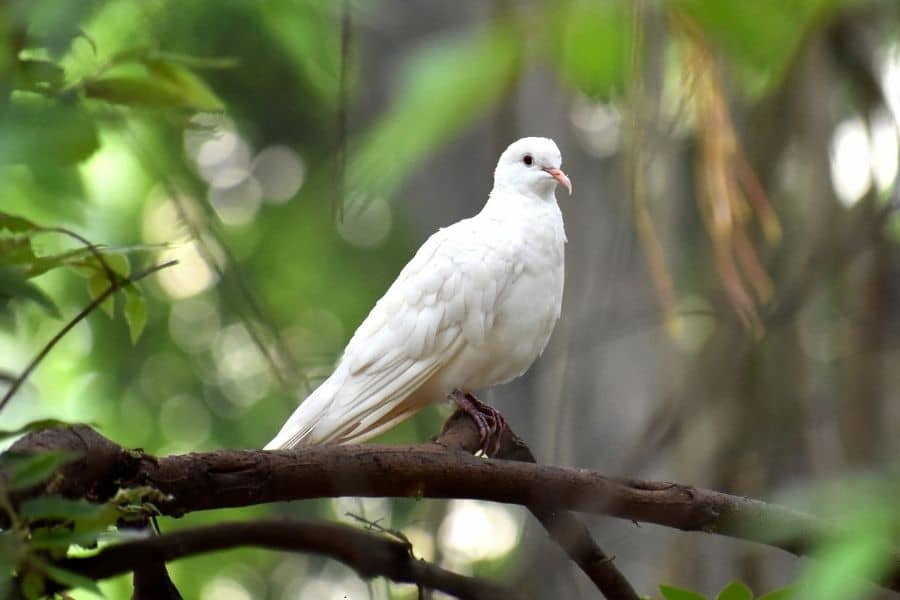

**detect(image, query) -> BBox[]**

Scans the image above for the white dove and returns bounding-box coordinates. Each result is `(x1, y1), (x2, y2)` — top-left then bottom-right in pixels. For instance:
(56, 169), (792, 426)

(265, 137), (570, 454)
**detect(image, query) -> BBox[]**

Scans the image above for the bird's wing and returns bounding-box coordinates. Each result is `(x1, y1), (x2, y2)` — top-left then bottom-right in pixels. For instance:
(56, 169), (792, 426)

(270, 216), (518, 446)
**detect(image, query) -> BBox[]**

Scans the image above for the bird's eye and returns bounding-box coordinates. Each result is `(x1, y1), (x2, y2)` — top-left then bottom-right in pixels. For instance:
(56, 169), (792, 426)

(523, 154), (533, 166)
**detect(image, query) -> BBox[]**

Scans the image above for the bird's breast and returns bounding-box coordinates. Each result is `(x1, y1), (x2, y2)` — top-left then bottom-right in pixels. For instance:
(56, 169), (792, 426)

(443, 209), (566, 391)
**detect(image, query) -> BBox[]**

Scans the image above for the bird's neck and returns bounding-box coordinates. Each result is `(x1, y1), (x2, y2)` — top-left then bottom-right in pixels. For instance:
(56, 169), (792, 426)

(482, 184), (559, 216)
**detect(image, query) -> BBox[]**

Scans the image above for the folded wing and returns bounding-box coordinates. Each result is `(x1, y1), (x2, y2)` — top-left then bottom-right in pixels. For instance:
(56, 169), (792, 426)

(264, 217), (516, 448)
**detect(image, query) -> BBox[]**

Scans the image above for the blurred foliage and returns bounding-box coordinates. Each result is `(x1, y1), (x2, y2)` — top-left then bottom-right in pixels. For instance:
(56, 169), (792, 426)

(672, 0), (842, 95)
(0, 0), (896, 598)
(0, 444), (170, 599)
(659, 580), (794, 600)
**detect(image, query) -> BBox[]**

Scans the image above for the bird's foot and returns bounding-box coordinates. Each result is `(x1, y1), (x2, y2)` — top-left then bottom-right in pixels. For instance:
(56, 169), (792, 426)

(449, 389), (506, 457)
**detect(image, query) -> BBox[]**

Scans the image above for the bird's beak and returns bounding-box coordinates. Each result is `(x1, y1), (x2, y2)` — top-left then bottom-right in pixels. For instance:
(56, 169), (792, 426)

(543, 167), (572, 196)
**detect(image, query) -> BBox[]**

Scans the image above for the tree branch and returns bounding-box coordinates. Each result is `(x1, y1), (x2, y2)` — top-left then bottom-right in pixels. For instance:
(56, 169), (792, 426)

(6, 420), (900, 594)
(131, 556), (183, 600)
(435, 411), (640, 600)
(51, 520), (513, 600)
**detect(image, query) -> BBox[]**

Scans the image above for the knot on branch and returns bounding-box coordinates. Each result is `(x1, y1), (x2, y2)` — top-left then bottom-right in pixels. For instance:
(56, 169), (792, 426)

(7, 425), (135, 504)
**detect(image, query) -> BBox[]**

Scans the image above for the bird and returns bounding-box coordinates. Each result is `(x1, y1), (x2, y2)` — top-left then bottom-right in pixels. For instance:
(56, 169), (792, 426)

(265, 137), (571, 455)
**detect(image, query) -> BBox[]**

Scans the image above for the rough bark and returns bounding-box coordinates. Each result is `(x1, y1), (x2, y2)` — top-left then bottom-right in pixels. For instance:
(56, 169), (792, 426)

(5, 417), (900, 595)
(55, 520), (512, 600)
(436, 411), (640, 600)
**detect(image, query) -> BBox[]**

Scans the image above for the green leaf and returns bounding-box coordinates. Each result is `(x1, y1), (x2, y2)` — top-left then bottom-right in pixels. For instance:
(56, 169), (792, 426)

(85, 75), (191, 108)
(716, 581), (752, 600)
(673, 0), (847, 96)
(123, 285), (147, 344)
(24, 247), (98, 279)
(33, 559), (103, 596)
(85, 60), (224, 112)
(549, 0), (630, 100)
(29, 247), (136, 281)
(29, 527), (107, 551)
(659, 584), (708, 600)
(150, 51), (238, 70)
(102, 252), (131, 278)
(145, 58), (224, 111)
(87, 273), (115, 318)
(0, 419), (85, 442)
(0, 237), (39, 267)
(349, 25), (521, 200)
(757, 586), (795, 600)
(5, 451), (80, 491)
(16, 58), (65, 95)
(0, 530), (27, 564)
(20, 567), (44, 600)
(0, 100), (99, 166)
(0, 267), (60, 317)
(0, 575), (12, 600)
(20, 497), (108, 522)
(0, 212), (39, 234)
(794, 528), (892, 600)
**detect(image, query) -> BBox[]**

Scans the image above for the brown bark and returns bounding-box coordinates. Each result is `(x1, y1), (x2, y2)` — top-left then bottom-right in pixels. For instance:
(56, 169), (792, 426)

(436, 411), (640, 600)
(55, 520), (512, 600)
(5, 417), (900, 595)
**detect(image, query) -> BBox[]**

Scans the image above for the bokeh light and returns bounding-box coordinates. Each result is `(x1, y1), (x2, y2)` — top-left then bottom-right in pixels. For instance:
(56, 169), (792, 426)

(253, 145), (306, 203)
(570, 95), (622, 158)
(208, 175), (264, 226)
(401, 525), (435, 562)
(438, 500), (523, 562)
(829, 116), (872, 206)
(212, 322), (272, 407)
(882, 43), (900, 127)
(870, 108), (898, 192)
(157, 238), (221, 299)
(337, 195), (393, 248)
(169, 296), (221, 354)
(200, 577), (252, 600)
(283, 566), (372, 600)
(159, 394), (212, 451)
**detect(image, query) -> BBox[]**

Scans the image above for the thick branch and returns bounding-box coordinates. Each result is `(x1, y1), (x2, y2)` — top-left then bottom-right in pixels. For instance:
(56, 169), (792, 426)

(53, 520), (511, 600)
(435, 411), (640, 600)
(7, 423), (900, 594)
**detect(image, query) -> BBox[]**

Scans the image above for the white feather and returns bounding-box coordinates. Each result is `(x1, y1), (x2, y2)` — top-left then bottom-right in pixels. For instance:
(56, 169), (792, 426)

(265, 137), (568, 448)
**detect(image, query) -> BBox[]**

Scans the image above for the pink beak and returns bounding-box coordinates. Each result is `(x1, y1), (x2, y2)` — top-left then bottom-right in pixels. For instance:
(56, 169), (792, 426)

(543, 167), (572, 196)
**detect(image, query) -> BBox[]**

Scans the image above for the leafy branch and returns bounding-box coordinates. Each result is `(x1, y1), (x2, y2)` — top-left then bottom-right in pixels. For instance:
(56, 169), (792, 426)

(0, 259), (177, 414)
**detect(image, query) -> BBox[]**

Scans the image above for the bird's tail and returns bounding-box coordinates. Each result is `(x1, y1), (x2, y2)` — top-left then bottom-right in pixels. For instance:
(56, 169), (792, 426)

(264, 364), (431, 449)
(263, 373), (343, 449)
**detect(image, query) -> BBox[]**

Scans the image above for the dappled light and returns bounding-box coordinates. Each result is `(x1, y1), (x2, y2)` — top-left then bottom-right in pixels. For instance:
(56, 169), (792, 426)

(200, 577), (252, 600)
(570, 95), (623, 159)
(1, 2), (899, 599)
(831, 117), (874, 206)
(438, 500), (523, 563)
(254, 145), (306, 204)
(157, 239), (219, 298)
(337, 194), (394, 249)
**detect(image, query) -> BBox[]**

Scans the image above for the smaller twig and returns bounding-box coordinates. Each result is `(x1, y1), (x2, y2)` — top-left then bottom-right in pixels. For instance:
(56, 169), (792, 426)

(165, 183), (305, 391)
(435, 412), (641, 600)
(345, 511), (426, 599)
(50, 519), (515, 600)
(33, 226), (118, 285)
(345, 512), (409, 546)
(335, 0), (351, 223)
(0, 260), (177, 413)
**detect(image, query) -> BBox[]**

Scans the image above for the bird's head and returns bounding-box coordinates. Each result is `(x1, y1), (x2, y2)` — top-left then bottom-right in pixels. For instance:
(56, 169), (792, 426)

(493, 137), (572, 200)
